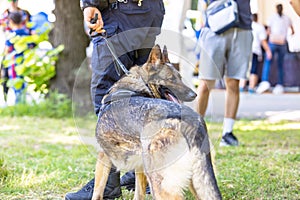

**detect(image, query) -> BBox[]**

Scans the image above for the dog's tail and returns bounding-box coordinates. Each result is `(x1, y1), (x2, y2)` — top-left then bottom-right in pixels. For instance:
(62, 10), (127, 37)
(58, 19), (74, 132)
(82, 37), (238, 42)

(191, 146), (222, 200)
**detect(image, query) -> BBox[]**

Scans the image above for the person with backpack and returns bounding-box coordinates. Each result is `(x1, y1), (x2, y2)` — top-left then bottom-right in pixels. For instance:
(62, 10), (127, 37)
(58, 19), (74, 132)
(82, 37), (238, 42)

(196, 0), (252, 146)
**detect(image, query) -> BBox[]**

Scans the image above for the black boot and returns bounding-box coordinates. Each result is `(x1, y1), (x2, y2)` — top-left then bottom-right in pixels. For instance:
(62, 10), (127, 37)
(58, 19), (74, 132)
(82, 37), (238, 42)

(65, 168), (121, 200)
(120, 171), (135, 191)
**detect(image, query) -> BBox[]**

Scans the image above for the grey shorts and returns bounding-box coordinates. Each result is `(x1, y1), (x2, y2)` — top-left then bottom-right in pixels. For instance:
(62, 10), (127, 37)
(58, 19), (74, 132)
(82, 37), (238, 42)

(198, 27), (253, 80)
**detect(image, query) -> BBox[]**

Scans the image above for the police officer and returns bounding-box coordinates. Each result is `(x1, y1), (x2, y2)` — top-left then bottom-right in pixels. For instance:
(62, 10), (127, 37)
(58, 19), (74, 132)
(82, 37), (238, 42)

(65, 0), (165, 199)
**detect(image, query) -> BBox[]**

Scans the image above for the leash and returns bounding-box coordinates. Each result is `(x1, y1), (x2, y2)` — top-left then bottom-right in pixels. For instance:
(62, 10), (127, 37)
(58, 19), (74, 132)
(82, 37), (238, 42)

(89, 14), (130, 76)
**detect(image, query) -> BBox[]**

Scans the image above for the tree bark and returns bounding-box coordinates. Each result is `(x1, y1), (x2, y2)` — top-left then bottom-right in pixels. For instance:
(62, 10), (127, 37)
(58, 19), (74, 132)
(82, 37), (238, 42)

(49, 1), (94, 115)
(49, 0), (90, 98)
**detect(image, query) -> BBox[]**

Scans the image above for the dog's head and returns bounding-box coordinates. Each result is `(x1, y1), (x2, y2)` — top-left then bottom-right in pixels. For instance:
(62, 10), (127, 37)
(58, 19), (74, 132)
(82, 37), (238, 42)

(139, 44), (197, 103)
(107, 45), (197, 104)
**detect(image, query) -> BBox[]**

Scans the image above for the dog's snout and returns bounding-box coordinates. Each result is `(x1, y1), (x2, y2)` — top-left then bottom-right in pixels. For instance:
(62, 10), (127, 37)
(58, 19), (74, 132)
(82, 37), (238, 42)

(177, 88), (197, 102)
(187, 90), (197, 101)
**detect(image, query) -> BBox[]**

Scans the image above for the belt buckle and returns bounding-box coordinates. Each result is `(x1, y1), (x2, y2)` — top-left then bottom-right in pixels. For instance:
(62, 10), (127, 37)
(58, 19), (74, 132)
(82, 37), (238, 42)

(118, 0), (128, 3)
(137, 0), (142, 6)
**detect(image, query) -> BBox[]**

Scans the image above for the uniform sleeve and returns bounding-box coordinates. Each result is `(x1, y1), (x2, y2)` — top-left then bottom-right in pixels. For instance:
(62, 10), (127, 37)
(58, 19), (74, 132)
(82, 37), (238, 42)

(81, 0), (100, 7)
(80, 0), (100, 10)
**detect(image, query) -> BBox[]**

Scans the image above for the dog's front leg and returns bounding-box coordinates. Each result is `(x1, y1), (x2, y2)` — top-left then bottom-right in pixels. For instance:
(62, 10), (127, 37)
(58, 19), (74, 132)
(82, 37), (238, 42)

(133, 170), (147, 200)
(92, 152), (112, 200)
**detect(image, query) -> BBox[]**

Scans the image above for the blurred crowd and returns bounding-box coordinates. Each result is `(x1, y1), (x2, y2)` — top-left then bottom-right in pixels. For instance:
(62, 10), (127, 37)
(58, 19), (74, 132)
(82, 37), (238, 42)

(193, 2), (299, 95)
(0, 0), (51, 106)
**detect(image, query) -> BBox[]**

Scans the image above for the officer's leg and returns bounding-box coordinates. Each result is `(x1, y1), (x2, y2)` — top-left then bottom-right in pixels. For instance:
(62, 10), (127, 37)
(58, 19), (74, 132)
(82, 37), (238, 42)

(65, 42), (136, 200)
(120, 171), (135, 191)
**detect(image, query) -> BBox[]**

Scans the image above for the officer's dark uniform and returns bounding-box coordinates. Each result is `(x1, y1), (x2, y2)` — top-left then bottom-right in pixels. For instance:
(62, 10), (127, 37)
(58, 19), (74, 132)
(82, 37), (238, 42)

(83, 0), (165, 115)
(65, 1), (165, 199)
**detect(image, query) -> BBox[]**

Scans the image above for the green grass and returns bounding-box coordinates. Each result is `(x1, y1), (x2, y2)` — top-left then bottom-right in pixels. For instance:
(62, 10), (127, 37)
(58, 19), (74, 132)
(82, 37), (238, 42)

(0, 92), (73, 118)
(0, 116), (299, 200)
(216, 120), (300, 200)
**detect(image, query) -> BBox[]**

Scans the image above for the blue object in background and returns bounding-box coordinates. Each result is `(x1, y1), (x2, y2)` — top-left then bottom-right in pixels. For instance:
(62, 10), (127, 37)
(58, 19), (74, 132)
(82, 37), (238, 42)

(195, 29), (201, 60)
(31, 12), (51, 34)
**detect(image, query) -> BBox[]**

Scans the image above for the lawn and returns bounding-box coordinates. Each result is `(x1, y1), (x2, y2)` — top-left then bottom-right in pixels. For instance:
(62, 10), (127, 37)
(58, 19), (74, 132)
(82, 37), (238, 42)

(0, 116), (299, 200)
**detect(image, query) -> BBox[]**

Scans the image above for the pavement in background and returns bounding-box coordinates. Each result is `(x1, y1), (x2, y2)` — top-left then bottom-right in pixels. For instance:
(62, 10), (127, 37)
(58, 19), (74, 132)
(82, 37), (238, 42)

(1, 85), (300, 122)
(187, 89), (300, 122)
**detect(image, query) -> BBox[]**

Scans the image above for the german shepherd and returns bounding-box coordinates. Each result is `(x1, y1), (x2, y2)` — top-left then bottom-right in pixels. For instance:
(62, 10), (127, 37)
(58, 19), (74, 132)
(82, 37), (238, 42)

(92, 45), (222, 200)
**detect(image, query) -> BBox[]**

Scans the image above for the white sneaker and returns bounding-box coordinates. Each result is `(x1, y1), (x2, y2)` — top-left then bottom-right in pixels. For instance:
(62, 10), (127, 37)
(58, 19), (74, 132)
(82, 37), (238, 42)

(256, 81), (271, 94)
(273, 84), (284, 95)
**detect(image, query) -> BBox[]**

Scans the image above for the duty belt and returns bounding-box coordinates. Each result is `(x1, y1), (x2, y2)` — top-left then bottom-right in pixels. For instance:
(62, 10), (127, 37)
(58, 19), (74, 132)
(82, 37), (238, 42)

(118, 0), (143, 6)
(81, 0), (143, 11)
(110, 0), (143, 9)
(107, 0), (144, 10)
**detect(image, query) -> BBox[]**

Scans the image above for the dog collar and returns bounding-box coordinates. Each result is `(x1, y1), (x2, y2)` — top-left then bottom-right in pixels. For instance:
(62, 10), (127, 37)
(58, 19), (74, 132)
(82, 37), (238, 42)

(102, 89), (149, 104)
(147, 83), (161, 99)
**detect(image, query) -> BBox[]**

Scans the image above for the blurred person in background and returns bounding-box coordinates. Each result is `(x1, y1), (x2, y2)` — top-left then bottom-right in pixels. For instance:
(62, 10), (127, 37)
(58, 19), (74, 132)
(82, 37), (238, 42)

(197, 0), (252, 146)
(0, 0), (31, 33)
(256, 4), (294, 94)
(3, 11), (31, 104)
(0, 0), (30, 105)
(239, 13), (272, 93)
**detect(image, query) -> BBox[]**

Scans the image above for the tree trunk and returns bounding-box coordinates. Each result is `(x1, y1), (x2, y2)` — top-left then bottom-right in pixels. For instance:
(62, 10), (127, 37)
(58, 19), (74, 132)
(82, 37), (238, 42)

(50, 1), (90, 98)
(49, 1), (93, 115)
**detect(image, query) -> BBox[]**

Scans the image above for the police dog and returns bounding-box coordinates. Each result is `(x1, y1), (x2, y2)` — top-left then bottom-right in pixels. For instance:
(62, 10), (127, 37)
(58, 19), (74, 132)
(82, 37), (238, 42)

(92, 45), (222, 200)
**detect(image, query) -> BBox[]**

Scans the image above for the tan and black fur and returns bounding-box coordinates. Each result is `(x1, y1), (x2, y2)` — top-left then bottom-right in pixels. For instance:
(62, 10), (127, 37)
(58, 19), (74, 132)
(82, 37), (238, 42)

(92, 45), (222, 200)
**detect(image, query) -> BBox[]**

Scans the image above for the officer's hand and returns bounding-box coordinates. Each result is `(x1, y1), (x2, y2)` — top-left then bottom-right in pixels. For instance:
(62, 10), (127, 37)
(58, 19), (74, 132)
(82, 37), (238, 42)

(84, 7), (104, 33)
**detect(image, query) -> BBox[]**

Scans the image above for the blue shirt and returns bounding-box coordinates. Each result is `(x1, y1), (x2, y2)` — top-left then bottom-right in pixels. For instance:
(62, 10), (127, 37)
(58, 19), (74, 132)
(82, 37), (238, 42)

(5, 28), (30, 55)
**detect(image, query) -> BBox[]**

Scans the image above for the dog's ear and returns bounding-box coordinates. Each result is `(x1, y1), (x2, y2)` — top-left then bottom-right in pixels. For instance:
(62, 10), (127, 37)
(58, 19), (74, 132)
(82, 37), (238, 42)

(162, 45), (170, 64)
(147, 44), (162, 65)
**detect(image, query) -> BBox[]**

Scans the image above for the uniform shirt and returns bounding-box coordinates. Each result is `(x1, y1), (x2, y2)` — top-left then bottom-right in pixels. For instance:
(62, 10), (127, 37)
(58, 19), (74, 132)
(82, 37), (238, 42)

(252, 21), (267, 56)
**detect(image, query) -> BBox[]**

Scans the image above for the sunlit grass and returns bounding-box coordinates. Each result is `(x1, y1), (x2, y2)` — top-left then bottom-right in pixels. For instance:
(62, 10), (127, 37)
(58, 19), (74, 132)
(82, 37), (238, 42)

(0, 116), (299, 200)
